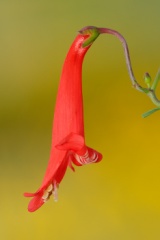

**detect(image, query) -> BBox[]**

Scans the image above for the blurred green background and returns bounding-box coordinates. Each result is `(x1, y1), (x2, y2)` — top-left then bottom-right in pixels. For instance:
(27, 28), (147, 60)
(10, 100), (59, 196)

(1, 0), (160, 239)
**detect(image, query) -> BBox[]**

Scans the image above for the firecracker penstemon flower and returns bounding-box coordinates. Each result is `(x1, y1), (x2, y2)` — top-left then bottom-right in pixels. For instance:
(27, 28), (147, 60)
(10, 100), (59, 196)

(24, 25), (160, 212)
(24, 26), (102, 212)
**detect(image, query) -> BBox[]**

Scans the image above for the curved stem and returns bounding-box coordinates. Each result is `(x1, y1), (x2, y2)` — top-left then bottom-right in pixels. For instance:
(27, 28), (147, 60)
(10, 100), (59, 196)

(98, 27), (160, 107)
(148, 90), (160, 107)
(98, 28), (145, 92)
(79, 26), (160, 109)
(151, 68), (160, 91)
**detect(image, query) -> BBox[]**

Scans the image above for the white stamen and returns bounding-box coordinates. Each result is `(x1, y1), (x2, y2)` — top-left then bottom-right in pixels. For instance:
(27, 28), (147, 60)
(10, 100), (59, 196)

(42, 183), (53, 202)
(42, 190), (49, 201)
(53, 181), (58, 202)
(73, 150), (99, 165)
(46, 184), (53, 192)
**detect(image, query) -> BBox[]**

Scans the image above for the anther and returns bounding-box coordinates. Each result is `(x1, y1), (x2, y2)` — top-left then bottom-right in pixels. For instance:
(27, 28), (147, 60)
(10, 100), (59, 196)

(42, 183), (53, 202)
(52, 181), (58, 202)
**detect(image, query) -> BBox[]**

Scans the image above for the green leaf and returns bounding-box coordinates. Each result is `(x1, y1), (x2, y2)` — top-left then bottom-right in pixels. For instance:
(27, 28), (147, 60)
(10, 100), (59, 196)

(142, 107), (160, 118)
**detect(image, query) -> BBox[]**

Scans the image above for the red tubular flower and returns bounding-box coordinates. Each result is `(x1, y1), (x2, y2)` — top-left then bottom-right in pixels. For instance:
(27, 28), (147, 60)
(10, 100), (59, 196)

(24, 26), (102, 212)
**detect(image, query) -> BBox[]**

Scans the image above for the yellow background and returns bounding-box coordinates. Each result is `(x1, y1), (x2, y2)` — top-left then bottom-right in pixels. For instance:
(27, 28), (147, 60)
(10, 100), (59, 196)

(1, 0), (160, 239)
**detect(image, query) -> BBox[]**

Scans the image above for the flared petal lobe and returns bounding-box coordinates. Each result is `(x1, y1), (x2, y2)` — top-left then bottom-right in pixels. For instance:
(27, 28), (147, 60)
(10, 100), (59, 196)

(56, 132), (102, 165)
(27, 194), (44, 212)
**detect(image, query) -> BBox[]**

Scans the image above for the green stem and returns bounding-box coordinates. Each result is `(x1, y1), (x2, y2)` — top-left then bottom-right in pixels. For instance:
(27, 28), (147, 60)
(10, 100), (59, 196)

(98, 28), (147, 92)
(147, 90), (160, 107)
(97, 27), (160, 107)
(79, 26), (160, 110)
(151, 68), (160, 91)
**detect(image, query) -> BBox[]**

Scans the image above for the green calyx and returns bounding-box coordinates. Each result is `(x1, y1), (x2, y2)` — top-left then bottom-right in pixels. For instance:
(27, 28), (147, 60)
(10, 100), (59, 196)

(79, 26), (100, 47)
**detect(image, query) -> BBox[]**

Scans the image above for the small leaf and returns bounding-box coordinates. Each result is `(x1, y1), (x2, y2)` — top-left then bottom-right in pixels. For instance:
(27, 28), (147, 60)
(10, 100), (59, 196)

(142, 107), (160, 118)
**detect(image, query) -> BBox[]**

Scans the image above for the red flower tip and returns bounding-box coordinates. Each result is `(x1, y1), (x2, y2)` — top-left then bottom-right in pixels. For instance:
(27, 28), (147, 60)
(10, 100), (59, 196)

(27, 195), (44, 212)
(24, 182), (59, 212)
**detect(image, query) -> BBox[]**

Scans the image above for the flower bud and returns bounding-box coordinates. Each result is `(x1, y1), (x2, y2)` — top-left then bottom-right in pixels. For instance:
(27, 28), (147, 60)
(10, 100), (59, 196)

(144, 72), (151, 88)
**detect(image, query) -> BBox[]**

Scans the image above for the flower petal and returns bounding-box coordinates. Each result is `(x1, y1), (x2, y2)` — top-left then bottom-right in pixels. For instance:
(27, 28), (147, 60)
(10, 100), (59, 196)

(27, 194), (44, 212)
(24, 192), (36, 197)
(55, 132), (85, 152)
(55, 132), (102, 166)
(72, 146), (102, 166)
